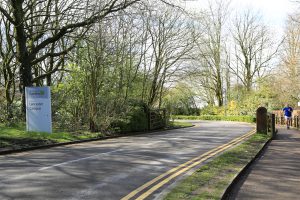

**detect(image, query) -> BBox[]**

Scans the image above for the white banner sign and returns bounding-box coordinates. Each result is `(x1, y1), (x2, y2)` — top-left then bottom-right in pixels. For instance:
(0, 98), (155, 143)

(25, 87), (52, 133)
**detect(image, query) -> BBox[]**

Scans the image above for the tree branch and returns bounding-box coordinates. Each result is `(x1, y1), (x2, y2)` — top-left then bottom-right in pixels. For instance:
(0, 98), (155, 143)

(0, 6), (15, 25)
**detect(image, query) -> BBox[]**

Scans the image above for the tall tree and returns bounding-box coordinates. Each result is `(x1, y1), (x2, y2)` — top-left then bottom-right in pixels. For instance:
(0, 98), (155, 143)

(230, 9), (278, 91)
(194, 0), (230, 107)
(0, 15), (17, 120)
(0, 0), (141, 113)
(69, 8), (150, 132)
(274, 14), (300, 105)
(144, 4), (195, 107)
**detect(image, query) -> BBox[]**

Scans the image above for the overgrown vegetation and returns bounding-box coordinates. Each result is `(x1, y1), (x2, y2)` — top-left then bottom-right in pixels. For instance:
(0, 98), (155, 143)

(164, 133), (270, 200)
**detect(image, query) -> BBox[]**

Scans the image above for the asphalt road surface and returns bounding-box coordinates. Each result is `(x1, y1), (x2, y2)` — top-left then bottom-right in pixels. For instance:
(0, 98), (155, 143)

(0, 121), (254, 200)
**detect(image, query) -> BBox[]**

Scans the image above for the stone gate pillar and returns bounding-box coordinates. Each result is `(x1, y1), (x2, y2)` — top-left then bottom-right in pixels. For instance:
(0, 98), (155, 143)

(256, 107), (268, 134)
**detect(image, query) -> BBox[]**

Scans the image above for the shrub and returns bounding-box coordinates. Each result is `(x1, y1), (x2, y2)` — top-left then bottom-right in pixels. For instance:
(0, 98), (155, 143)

(110, 100), (149, 134)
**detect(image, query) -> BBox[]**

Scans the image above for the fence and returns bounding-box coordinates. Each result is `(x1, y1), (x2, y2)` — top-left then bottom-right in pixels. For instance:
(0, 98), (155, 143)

(273, 110), (300, 129)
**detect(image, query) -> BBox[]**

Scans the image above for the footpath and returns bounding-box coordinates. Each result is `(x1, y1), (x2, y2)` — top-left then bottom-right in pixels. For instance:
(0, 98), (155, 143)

(224, 127), (300, 199)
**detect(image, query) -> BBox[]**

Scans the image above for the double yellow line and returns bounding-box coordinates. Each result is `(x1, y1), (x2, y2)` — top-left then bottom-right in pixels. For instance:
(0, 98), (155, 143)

(121, 129), (256, 200)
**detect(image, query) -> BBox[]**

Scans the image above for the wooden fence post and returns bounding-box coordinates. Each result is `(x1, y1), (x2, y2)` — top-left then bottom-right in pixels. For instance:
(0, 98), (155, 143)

(270, 113), (276, 138)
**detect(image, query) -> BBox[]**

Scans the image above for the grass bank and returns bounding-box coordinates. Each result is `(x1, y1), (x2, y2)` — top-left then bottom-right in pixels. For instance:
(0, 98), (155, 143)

(0, 121), (192, 150)
(168, 121), (194, 128)
(164, 133), (269, 200)
(0, 123), (102, 149)
(172, 115), (256, 123)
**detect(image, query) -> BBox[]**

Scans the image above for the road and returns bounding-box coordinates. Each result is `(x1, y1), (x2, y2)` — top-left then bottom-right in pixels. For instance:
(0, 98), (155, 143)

(0, 121), (254, 200)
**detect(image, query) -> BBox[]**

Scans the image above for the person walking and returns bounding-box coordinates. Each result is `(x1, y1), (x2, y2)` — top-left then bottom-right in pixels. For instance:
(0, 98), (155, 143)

(283, 104), (293, 129)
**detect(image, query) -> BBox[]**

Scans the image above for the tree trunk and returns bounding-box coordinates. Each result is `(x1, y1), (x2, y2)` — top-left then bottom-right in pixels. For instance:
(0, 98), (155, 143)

(11, 0), (33, 116)
(89, 72), (97, 132)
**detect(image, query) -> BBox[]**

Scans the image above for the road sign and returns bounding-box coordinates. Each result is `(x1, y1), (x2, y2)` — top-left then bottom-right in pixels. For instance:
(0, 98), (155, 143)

(25, 87), (52, 133)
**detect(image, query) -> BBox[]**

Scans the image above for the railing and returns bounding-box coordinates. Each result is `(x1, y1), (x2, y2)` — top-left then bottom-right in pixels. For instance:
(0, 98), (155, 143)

(293, 115), (300, 128)
(274, 114), (300, 129)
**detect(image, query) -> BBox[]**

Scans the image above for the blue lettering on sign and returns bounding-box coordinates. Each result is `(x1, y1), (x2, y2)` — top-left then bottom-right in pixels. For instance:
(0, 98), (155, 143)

(27, 102), (44, 111)
(27, 88), (49, 99)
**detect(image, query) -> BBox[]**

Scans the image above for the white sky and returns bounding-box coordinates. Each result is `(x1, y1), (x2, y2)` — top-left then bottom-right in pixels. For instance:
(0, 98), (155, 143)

(184, 0), (297, 34)
(232, 0), (295, 27)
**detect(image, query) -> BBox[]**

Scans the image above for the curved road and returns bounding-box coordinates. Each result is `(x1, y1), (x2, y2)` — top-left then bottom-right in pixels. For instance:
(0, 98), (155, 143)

(0, 121), (254, 200)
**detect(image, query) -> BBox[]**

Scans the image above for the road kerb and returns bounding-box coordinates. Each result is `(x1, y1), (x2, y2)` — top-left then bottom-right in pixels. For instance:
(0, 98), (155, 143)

(121, 129), (256, 200)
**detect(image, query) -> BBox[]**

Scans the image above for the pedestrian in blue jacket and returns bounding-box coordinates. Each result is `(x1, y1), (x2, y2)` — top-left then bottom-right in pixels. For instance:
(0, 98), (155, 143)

(283, 104), (293, 129)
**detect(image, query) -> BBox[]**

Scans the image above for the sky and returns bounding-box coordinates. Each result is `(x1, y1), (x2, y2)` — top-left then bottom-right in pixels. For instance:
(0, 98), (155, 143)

(184, 0), (297, 35)
(231, 0), (295, 27)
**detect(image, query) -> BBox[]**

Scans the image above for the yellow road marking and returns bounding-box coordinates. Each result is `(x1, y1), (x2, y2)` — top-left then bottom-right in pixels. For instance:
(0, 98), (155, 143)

(121, 129), (256, 200)
(136, 131), (255, 200)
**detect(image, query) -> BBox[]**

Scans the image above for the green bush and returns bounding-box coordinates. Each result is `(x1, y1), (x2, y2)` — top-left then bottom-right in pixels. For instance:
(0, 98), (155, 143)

(127, 105), (148, 132)
(110, 100), (149, 134)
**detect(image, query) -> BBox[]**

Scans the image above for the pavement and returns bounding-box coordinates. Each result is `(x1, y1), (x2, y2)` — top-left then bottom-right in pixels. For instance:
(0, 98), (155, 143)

(226, 127), (300, 200)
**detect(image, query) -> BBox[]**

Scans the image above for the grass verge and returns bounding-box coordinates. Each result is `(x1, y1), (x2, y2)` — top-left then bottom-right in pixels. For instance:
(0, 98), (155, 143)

(0, 123), (103, 149)
(163, 133), (269, 200)
(0, 121), (192, 150)
(168, 121), (194, 128)
(172, 115), (255, 123)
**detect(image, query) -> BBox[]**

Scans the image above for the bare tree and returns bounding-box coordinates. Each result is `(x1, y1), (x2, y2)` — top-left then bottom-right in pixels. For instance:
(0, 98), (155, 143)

(194, 0), (230, 107)
(143, 4), (195, 108)
(274, 14), (300, 104)
(282, 15), (300, 76)
(230, 9), (278, 91)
